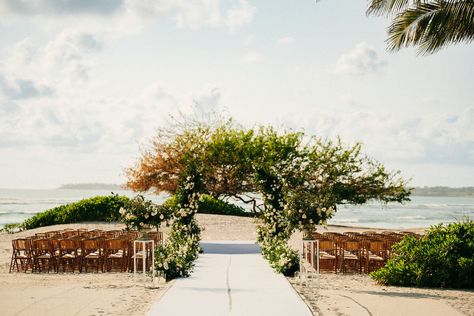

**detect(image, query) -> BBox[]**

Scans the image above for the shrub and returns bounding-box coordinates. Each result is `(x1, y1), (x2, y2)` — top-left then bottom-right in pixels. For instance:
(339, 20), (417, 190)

(21, 194), (130, 230)
(0, 223), (21, 234)
(197, 194), (254, 217)
(163, 194), (253, 217)
(371, 219), (474, 288)
(119, 195), (172, 230)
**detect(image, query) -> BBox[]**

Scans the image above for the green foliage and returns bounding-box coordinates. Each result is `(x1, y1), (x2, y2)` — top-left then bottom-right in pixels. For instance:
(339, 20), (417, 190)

(0, 223), (21, 234)
(154, 219), (201, 280)
(258, 231), (299, 276)
(367, 0), (474, 55)
(21, 194), (130, 230)
(153, 166), (203, 280)
(197, 194), (253, 217)
(371, 219), (474, 288)
(120, 195), (172, 230)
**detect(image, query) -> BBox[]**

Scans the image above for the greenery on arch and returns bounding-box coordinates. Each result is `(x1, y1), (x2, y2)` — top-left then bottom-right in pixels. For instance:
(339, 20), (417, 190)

(125, 119), (411, 277)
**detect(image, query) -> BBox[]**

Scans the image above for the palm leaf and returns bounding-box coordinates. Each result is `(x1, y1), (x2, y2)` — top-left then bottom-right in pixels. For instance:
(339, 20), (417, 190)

(367, 0), (426, 16)
(386, 0), (474, 54)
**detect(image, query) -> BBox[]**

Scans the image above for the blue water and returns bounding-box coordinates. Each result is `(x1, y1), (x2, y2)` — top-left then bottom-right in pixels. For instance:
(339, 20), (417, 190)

(330, 196), (474, 229)
(0, 189), (473, 229)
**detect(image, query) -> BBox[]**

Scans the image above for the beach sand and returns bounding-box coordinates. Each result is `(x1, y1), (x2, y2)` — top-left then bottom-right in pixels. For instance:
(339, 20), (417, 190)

(0, 215), (472, 316)
(290, 274), (474, 316)
(0, 222), (170, 316)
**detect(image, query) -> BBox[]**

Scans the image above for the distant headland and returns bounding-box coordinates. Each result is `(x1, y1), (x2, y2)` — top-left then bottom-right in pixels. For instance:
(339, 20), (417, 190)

(58, 183), (124, 190)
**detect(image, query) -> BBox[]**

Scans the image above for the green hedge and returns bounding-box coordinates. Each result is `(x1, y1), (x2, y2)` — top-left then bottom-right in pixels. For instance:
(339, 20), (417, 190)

(197, 194), (254, 217)
(163, 194), (254, 217)
(21, 194), (130, 230)
(371, 219), (474, 288)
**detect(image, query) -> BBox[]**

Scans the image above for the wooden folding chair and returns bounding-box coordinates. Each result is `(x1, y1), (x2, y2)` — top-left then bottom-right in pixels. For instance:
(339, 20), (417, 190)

(104, 239), (128, 272)
(81, 239), (103, 273)
(9, 238), (33, 273)
(341, 240), (362, 273)
(366, 240), (387, 273)
(316, 239), (338, 273)
(32, 239), (56, 273)
(58, 239), (80, 272)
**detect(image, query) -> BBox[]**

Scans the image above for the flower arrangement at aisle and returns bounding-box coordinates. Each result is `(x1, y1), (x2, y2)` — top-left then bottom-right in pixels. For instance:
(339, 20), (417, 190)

(254, 167), (300, 275)
(154, 219), (201, 279)
(153, 166), (203, 280)
(119, 195), (172, 231)
(258, 227), (299, 275)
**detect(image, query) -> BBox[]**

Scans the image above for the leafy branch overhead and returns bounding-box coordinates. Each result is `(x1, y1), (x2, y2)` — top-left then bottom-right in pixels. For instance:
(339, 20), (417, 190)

(367, 0), (474, 55)
(126, 120), (410, 218)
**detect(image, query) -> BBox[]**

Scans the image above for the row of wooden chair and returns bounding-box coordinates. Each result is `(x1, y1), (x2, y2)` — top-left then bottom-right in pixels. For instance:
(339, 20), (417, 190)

(304, 231), (420, 274)
(9, 229), (163, 273)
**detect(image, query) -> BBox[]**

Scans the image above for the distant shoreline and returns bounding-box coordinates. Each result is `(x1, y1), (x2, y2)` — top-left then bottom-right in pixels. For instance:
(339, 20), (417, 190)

(57, 183), (124, 190)
(55, 184), (474, 197)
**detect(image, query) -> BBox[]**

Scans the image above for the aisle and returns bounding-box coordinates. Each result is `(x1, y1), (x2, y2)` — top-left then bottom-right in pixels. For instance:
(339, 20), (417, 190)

(147, 241), (312, 316)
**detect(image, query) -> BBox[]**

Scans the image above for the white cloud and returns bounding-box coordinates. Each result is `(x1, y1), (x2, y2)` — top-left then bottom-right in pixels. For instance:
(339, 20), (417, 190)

(334, 42), (386, 75)
(0, 0), (255, 32)
(277, 36), (294, 45)
(0, 38), (54, 100)
(225, 0), (256, 31)
(0, 0), (123, 16)
(0, 31), (102, 103)
(172, 0), (221, 30)
(0, 75), (53, 99)
(283, 105), (474, 167)
(44, 30), (103, 81)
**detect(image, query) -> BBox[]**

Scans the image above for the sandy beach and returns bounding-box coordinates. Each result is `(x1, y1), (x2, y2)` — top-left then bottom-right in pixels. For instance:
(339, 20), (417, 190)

(1, 214), (472, 316)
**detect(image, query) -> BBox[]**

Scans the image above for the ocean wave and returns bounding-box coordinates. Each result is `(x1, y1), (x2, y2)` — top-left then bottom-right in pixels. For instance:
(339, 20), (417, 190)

(0, 201), (69, 206)
(397, 215), (426, 221)
(0, 210), (41, 215)
(330, 218), (359, 223)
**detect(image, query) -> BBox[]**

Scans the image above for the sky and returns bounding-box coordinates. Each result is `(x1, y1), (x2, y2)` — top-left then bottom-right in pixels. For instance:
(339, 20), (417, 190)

(0, 0), (473, 189)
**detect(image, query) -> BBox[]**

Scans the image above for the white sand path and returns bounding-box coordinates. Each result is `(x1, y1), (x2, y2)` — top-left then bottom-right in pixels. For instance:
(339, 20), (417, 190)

(147, 241), (312, 316)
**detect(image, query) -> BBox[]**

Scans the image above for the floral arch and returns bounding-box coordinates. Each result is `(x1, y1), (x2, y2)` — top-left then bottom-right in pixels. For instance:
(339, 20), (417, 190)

(123, 120), (410, 279)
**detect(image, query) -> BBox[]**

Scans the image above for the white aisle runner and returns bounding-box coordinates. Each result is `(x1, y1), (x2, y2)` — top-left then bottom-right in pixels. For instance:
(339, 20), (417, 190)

(147, 241), (312, 316)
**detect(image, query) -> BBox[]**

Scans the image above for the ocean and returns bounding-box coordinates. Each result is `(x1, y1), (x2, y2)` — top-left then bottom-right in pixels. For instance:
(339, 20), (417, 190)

(0, 188), (473, 230)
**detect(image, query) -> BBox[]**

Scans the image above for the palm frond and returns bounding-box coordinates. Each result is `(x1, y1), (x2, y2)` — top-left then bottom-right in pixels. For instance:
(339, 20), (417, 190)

(367, 0), (426, 16)
(386, 0), (474, 54)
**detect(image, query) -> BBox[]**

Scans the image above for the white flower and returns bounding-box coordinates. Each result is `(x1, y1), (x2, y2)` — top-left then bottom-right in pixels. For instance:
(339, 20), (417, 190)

(160, 214), (165, 220)
(119, 207), (126, 215)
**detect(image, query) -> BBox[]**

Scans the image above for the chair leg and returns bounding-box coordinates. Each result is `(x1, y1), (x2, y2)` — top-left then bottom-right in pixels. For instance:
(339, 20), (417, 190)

(9, 254), (16, 273)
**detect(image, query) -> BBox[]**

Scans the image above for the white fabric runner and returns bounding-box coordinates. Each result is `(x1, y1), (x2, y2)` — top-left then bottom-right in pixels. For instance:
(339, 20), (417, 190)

(148, 241), (312, 316)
